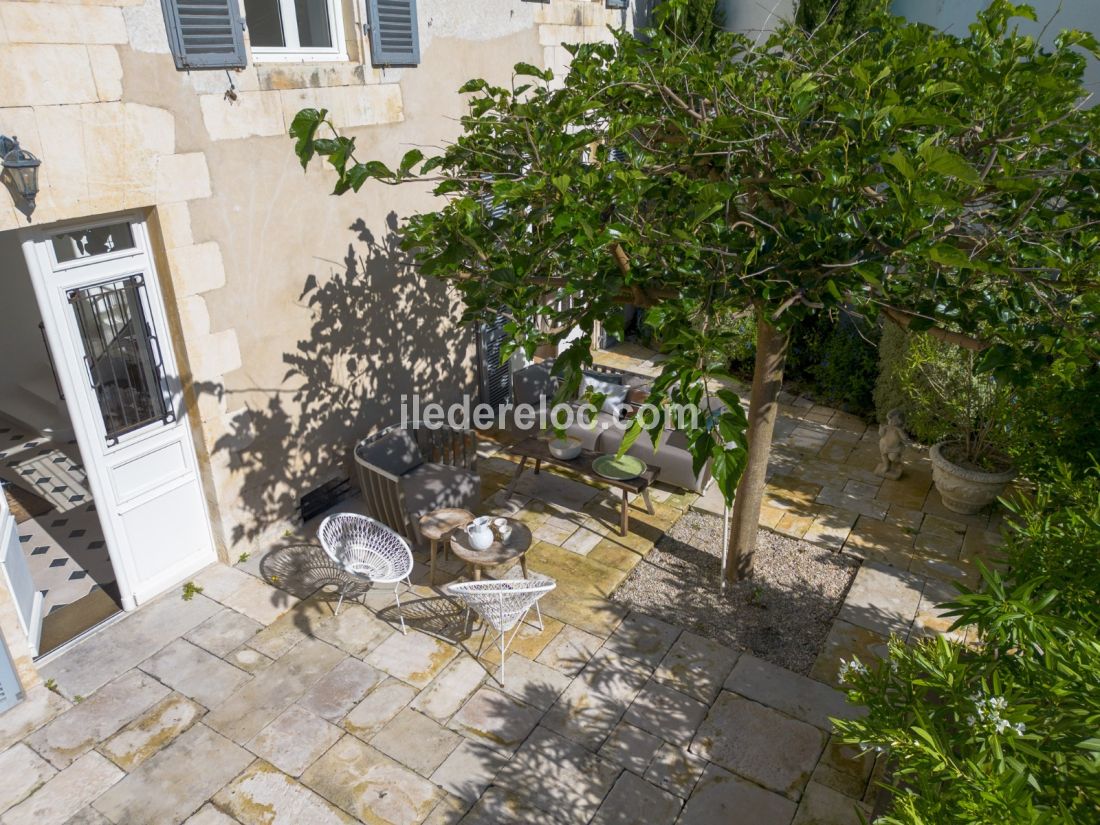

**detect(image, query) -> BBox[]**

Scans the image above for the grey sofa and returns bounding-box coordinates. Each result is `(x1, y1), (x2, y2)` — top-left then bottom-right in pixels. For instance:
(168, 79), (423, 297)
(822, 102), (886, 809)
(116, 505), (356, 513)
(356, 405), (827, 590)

(510, 362), (714, 493)
(354, 423), (480, 546)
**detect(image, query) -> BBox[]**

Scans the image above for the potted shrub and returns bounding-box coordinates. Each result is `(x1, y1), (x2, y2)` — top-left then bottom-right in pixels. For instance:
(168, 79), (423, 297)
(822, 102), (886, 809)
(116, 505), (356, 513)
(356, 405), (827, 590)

(896, 334), (1014, 514)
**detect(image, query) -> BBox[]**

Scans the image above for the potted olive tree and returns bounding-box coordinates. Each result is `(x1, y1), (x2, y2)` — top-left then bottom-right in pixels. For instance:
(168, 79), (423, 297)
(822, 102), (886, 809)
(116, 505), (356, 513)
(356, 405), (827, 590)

(896, 334), (1014, 514)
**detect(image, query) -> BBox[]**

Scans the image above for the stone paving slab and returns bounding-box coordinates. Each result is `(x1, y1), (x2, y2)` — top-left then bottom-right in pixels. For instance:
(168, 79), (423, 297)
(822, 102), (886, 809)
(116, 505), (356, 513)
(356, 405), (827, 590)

(599, 612), (681, 669)
(430, 739), (508, 803)
(690, 692), (826, 800)
(535, 624), (604, 677)
(495, 654), (572, 710)
(342, 677), (417, 740)
(64, 808), (113, 825)
(215, 760), (355, 825)
(653, 631), (739, 705)
(542, 679), (629, 752)
(811, 620), (889, 689)
(185, 609), (263, 658)
(92, 724), (252, 825)
(677, 763), (797, 825)
(39, 593), (221, 701)
(297, 656), (386, 723)
(218, 574), (301, 626)
(447, 687), (543, 754)
(311, 604), (395, 657)
(0, 686), (69, 753)
(248, 705), (343, 777)
(575, 648), (653, 705)
(590, 769), (682, 825)
(301, 734), (444, 825)
(364, 629), (459, 689)
(838, 561), (923, 637)
(810, 737), (876, 802)
(494, 726), (622, 824)
(203, 637), (344, 743)
(97, 693), (204, 771)
(2, 751), (122, 825)
(139, 638), (250, 710)
(182, 804), (240, 824)
(645, 743), (707, 800)
(27, 670), (170, 769)
(410, 656), (488, 722)
(598, 720), (664, 774)
(791, 780), (871, 825)
(0, 743), (55, 814)
(724, 655), (857, 731)
(623, 680), (709, 748)
(371, 707), (464, 777)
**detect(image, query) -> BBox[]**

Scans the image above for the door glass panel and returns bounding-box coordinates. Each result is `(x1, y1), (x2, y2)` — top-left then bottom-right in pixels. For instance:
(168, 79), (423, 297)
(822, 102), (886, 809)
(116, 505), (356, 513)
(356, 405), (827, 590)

(295, 0), (332, 48)
(243, 0), (286, 47)
(68, 275), (173, 444)
(51, 222), (135, 263)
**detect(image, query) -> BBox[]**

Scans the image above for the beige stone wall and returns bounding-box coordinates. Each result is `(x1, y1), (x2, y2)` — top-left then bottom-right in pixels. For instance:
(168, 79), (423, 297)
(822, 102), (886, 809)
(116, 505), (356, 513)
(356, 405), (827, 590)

(0, 0), (621, 565)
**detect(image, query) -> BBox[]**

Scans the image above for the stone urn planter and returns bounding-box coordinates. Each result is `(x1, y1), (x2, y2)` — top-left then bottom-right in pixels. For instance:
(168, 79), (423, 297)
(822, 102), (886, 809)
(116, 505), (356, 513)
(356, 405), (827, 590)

(929, 441), (1015, 515)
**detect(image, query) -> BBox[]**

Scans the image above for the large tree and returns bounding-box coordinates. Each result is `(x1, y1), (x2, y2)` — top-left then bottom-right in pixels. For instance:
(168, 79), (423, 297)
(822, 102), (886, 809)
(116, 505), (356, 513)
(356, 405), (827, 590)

(292, 0), (1099, 581)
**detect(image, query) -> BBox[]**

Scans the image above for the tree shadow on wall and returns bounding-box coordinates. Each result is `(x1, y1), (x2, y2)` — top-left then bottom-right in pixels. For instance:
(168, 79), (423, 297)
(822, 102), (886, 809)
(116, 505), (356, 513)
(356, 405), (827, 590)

(195, 212), (475, 548)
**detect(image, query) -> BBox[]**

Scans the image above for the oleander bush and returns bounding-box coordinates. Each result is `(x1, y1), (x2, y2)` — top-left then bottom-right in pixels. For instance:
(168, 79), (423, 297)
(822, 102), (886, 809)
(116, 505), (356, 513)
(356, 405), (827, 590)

(833, 466), (1100, 824)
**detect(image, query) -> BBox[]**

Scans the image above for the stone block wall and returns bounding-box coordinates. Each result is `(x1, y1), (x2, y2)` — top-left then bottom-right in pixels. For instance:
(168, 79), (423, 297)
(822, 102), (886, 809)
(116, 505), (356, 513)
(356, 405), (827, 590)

(0, 0), (622, 570)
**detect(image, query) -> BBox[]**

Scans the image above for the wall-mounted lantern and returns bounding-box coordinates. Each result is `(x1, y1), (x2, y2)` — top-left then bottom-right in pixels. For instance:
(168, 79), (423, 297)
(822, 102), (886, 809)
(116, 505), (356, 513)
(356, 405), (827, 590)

(0, 135), (42, 210)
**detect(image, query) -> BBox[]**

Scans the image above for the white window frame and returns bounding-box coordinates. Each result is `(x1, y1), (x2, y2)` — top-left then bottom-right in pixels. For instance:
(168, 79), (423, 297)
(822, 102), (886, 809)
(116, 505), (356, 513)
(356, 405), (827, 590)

(248, 0), (347, 63)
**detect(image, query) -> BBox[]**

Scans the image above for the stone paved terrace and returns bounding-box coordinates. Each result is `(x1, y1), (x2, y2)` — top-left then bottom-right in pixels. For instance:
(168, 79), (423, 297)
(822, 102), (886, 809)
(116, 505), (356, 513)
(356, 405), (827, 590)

(0, 344), (1003, 825)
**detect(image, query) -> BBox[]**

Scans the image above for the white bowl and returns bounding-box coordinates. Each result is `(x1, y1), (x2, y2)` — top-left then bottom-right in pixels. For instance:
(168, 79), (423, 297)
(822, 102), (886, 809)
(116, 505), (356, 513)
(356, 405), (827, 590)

(549, 437), (582, 460)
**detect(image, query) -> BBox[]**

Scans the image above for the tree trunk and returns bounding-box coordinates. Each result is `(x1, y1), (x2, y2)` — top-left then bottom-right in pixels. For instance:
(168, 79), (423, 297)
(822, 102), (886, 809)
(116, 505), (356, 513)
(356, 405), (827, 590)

(725, 311), (789, 582)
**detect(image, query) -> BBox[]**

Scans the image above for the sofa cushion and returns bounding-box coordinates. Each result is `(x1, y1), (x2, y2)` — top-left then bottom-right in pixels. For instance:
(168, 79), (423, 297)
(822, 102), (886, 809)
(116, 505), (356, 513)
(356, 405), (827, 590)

(563, 408), (618, 451)
(513, 362), (559, 407)
(399, 462), (480, 518)
(579, 375), (629, 416)
(357, 429), (423, 479)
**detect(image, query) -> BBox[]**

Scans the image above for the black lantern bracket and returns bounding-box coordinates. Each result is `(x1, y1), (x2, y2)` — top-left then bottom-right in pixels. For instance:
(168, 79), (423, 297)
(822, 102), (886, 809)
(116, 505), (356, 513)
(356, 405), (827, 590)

(0, 134), (42, 219)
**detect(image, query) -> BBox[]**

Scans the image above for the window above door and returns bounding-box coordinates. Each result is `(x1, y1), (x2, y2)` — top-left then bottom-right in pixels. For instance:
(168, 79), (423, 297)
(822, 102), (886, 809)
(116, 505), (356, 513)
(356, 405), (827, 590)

(244, 0), (347, 62)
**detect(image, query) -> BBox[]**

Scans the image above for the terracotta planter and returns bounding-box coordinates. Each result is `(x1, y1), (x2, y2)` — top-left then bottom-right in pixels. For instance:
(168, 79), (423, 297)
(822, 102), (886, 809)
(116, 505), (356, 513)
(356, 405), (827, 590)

(929, 441), (1015, 515)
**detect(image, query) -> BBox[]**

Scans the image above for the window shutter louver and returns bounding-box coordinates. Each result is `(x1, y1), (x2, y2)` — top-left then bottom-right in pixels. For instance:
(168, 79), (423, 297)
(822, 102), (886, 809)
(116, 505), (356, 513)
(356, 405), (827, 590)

(161, 0), (247, 70)
(366, 0), (421, 66)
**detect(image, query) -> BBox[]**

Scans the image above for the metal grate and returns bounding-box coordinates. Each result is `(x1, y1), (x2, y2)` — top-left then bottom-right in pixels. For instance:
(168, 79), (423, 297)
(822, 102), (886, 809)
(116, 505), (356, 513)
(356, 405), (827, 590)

(68, 275), (174, 445)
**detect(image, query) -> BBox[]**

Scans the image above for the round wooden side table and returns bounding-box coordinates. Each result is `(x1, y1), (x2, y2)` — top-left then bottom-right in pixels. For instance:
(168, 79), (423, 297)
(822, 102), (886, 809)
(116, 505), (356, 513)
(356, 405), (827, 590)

(419, 508), (473, 586)
(449, 520), (533, 581)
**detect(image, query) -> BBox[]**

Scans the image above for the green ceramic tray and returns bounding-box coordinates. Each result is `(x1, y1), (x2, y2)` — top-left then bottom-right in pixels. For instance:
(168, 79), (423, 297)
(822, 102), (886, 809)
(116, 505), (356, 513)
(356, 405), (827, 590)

(593, 454), (647, 481)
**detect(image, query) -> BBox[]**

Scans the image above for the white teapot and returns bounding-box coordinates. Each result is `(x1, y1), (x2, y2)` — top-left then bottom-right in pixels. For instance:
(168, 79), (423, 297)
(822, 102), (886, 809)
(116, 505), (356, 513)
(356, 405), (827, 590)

(464, 516), (494, 550)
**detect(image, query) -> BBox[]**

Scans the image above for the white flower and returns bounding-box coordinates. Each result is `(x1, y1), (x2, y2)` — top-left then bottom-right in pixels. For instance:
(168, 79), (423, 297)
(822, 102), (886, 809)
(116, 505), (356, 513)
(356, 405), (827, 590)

(838, 658), (869, 684)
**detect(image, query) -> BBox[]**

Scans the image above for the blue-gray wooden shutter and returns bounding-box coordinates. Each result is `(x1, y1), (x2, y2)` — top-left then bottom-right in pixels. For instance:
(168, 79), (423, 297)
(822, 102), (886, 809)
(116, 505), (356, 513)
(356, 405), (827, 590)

(365, 0), (421, 66)
(606, 0), (629, 9)
(161, 0), (248, 70)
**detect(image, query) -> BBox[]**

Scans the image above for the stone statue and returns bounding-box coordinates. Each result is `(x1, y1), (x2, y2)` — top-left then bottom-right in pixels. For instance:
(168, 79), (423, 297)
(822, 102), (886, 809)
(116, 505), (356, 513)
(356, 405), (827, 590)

(875, 409), (906, 480)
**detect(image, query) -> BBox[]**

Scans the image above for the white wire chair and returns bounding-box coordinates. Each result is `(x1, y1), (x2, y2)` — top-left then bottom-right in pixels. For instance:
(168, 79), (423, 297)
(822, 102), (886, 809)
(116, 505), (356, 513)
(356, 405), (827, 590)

(445, 575), (557, 686)
(318, 513), (414, 634)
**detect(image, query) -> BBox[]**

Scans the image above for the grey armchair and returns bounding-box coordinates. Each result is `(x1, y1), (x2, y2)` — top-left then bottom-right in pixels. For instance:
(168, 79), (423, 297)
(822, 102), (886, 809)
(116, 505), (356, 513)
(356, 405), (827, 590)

(354, 423), (480, 547)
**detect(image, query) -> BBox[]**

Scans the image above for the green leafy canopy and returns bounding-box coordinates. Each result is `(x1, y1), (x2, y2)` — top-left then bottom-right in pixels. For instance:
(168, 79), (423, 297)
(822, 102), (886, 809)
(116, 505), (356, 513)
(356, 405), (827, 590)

(290, 0), (1100, 505)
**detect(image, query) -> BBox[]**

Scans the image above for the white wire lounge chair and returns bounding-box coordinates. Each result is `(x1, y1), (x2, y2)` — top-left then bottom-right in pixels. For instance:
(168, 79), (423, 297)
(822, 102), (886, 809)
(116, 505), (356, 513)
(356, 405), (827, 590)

(318, 513), (414, 634)
(445, 576), (557, 686)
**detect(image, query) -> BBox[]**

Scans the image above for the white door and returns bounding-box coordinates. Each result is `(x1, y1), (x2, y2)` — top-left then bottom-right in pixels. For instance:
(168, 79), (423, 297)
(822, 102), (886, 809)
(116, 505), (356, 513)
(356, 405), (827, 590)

(0, 483), (42, 657)
(23, 215), (215, 610)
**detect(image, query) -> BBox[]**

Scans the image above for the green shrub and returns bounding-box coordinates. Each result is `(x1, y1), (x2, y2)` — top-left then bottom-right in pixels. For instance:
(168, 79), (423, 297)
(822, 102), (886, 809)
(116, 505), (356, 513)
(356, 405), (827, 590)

(1004, 367), (1100, 483)
(833, 466), (1100, 824)
(785, 310), (879, 415)
(873, 321), (911, 426)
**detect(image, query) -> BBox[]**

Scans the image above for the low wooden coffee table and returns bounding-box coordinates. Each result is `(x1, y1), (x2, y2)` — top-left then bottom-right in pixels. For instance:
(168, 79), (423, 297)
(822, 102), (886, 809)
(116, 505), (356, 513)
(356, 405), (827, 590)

(449, 519), (532, 581)
(419, 508), (474, 586)
(505, 437), (658, 536)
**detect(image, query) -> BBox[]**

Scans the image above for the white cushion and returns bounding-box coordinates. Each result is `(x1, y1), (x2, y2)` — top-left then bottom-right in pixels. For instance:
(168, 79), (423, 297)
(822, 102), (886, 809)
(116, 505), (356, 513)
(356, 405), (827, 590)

(579, 375), (628, 416)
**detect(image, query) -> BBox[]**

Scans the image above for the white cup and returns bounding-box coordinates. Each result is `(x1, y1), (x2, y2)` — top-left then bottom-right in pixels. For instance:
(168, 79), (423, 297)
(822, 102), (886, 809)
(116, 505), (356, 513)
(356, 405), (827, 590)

(493, 517), (512, 541)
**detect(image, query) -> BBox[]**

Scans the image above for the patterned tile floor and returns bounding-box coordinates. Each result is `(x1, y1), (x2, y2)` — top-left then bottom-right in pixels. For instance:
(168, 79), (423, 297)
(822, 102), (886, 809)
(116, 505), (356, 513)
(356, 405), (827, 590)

(0, 416), (114, 616)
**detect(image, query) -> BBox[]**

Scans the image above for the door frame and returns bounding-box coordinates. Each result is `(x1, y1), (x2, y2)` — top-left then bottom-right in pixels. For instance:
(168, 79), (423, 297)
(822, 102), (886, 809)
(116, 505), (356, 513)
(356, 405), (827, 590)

(17, 210), (216, 612)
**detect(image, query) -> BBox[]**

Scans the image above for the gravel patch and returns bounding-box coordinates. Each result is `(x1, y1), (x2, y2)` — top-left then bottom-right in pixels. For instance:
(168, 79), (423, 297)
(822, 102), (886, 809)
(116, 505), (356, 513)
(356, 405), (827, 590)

(612, 510), (859, 675)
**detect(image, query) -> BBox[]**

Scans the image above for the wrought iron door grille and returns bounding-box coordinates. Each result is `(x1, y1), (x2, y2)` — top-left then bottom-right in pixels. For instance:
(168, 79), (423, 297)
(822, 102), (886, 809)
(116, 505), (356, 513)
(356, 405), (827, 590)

(67, 274), (174, 445)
